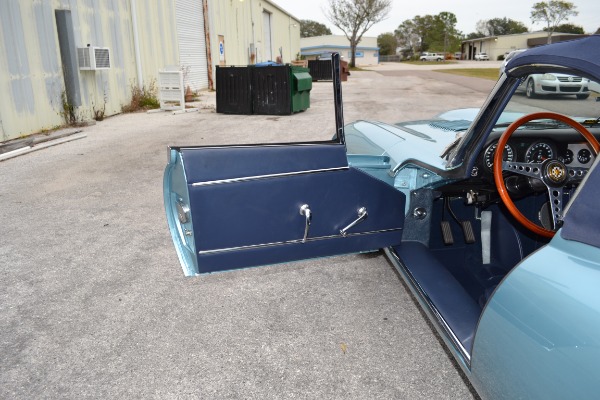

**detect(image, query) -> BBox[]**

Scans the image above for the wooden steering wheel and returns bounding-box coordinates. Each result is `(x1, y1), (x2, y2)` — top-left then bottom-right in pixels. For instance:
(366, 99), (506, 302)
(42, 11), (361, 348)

(493, 112), (600, 238)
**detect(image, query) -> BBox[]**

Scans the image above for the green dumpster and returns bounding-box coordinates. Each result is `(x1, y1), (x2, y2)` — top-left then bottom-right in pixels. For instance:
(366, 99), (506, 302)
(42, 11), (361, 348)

(290, 66), (312, 113)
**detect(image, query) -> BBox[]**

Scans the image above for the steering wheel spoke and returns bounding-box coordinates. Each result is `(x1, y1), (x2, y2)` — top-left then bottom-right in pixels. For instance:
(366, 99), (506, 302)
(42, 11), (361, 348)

(566, 166), (589, 184)
(502, 160), (543, 179)
(546, 186), (565, 230)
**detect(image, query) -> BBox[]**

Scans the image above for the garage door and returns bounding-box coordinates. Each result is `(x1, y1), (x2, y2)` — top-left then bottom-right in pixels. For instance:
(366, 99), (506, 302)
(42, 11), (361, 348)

(175, 0), (208, 91)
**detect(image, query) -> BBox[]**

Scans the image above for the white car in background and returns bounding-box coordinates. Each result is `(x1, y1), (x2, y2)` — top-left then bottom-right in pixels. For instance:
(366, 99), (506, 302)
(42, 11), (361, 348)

(517, 73), (591, 99)
(501, 49), (591, 99)
(419, 52), (444, 62)
(474, 52), (489, 61)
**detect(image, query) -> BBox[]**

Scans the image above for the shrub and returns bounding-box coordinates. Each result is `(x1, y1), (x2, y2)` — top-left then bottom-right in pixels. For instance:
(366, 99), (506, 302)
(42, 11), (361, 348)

(122, 80), (160, 112)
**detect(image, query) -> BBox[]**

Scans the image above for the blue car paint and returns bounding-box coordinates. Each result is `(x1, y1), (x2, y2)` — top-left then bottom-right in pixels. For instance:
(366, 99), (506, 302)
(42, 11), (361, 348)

(164, 149), (199, 276)
(472, 233), (600, 399)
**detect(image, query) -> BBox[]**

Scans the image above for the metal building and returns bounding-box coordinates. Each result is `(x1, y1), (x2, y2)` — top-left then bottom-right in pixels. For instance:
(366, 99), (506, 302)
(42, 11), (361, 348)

(0, 0), (300, 142)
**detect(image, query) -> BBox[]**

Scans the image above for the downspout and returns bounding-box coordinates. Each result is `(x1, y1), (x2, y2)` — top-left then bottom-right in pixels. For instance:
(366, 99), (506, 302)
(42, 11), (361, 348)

(130, 0), (143, 88)
(203, 0), (214, 90)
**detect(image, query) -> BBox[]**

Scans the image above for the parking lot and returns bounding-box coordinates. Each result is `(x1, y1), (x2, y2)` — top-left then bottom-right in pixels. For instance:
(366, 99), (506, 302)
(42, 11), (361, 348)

(0, 63), (493, 399)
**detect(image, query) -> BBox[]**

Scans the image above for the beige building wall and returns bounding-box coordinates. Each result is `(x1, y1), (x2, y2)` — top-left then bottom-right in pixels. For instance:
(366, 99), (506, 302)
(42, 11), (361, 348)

(0, 0), (178, 141)
(205, 0), (299, 76)
(300, 35), (379, 66)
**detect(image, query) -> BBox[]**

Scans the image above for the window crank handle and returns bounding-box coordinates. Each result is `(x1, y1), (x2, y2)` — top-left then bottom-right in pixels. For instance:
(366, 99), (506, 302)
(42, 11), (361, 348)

(340, 207), (368, 237)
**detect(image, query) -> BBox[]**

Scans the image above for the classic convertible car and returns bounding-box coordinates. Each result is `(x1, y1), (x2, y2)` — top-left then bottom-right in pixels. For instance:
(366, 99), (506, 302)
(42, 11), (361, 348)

(164, 36), (600, 399)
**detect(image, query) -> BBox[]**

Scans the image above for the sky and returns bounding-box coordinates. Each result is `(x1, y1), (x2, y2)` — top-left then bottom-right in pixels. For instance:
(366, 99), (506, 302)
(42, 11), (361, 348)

(272, 0), (600, 37)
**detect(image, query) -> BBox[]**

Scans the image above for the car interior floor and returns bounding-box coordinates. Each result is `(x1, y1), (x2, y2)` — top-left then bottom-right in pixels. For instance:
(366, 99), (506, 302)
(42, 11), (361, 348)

(391, 191), (552, 354)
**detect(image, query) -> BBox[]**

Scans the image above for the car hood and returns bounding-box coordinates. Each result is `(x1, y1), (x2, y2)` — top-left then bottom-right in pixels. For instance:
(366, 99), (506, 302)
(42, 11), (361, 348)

(345, 108), (524, 171)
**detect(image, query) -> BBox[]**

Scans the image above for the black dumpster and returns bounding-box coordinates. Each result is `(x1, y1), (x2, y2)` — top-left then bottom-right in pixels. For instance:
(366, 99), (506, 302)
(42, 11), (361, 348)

(216, 65), (312, 115)
(252, 66), (291, 115)
(308, 59), (333, 81)
(216, 66), (253, 114)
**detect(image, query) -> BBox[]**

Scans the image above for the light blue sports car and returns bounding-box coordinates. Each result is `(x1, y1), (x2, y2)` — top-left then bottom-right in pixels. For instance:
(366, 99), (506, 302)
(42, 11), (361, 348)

(164, 36), (600, 399)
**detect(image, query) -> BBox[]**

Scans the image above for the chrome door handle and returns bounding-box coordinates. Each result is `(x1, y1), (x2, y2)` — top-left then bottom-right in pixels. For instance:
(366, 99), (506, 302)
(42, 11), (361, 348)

(340, 207), (368, 237)
(299, 204), (312, 243)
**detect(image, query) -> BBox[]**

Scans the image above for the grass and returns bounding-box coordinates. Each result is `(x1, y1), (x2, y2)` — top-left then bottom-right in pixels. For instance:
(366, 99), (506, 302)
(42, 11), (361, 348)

(403, 60), (458, 65)
(349, 66), (370, 71)
(436, 68), (500, 81)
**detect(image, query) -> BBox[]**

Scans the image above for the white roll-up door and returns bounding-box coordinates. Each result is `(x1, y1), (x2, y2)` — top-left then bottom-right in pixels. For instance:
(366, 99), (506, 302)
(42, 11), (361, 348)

(175, 0), (208, 91)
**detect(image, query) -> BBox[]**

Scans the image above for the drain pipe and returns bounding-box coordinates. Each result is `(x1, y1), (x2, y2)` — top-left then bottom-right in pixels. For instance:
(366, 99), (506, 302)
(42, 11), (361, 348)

(130, 0), (143, 88)
(203, 0), (214, 90)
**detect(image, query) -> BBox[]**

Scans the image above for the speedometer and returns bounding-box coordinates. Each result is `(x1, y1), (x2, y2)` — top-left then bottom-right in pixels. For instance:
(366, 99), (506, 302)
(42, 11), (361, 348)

(484, 142), (514, 169)
(526, 142), (554, 163)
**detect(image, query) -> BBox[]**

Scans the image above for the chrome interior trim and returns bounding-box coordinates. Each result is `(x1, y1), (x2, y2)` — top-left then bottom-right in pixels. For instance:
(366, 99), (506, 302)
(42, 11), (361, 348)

(198, 228), (403, 255)
(191, 166), (349, 186)
(384, 247), (472, 367)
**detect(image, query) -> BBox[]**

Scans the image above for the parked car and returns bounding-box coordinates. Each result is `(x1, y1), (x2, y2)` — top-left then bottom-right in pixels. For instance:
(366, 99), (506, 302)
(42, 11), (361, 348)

(516, 72), (591, 99)
(164, 36), (600, 399)
(454, 52), (462, 60)
(419, 52), (443, 62)
(474, 52), (489, 61)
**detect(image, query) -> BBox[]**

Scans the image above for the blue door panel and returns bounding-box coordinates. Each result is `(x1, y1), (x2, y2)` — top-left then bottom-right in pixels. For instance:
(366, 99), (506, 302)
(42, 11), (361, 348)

(181, 144), (348, 184)
(166, 145), (406, 276)
(191, 168), (404, 251)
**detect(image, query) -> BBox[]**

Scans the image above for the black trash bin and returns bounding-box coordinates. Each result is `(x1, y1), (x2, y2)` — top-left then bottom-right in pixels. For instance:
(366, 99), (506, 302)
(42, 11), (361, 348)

(216, 65), (312, 115)
(215, 66), (253, 114)
(252, 66), (291, 115)
(308, 59), (333, 81)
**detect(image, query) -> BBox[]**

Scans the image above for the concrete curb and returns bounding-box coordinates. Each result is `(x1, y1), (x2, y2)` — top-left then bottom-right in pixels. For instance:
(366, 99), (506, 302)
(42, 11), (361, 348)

(0, 133), (87, 162)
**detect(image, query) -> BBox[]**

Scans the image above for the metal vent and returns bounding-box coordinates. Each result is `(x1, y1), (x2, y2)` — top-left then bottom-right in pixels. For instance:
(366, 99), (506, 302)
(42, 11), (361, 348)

(77, 48), (92, 69)
(94, 48), (110, 69)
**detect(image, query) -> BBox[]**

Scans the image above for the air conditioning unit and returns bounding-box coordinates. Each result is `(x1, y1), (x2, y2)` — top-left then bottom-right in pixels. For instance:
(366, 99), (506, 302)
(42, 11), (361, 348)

(77, 47), (111, 70)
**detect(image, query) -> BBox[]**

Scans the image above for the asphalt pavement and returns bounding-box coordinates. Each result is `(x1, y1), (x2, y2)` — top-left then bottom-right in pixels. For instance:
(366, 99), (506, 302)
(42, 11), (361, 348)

(0, 62), (493, 399)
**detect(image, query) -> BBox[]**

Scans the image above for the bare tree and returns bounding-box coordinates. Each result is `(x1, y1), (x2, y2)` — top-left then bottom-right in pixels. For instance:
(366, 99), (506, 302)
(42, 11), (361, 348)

(531, 0), (578, 44)
(325, 0), (392, 67)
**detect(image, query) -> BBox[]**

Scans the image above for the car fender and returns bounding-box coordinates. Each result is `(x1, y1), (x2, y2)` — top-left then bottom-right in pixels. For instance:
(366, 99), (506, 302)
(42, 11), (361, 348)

(470, 233), (600, 399)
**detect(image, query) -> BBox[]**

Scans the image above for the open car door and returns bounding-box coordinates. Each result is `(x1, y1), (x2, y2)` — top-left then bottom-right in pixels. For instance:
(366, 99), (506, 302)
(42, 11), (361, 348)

(163, 55), (406, 276)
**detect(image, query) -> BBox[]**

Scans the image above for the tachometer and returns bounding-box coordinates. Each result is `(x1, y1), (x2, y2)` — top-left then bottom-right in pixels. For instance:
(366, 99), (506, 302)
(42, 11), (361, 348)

(526, 142), (554, 163)
(484, 142), (514, 169)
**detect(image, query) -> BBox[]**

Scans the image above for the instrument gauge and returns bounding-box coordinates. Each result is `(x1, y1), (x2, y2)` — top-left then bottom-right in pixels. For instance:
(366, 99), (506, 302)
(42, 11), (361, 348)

(563, 149), (573, 164)
(484, 142), (514, 169)
(577, 148), (592, 164)
(526, 142), (554, 163)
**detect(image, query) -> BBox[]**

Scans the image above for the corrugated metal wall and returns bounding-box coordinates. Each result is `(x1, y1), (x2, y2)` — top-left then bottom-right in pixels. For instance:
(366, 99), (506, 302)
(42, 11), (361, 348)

(0, 0), (179, 141)
(175, 0), (208, 91)
(206, 0), (300, 85)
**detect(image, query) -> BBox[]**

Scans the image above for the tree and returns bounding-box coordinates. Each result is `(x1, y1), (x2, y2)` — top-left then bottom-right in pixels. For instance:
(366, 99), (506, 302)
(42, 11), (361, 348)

(300, 19), (332, 38)
(475, 18), (529, 36)
(531, 1), (578, 44)
(325, 0), (392, 67)
(544, 23), (584, 34)
(377, 33), (397, 55)
(395, 13), (461, 56)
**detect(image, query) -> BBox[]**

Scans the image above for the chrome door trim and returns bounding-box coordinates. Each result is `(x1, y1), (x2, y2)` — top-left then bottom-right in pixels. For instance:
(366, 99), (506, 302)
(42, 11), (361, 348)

(384, 247), (472, 367)
(191, 166), (349, 186)
(198, 228), (403, 255)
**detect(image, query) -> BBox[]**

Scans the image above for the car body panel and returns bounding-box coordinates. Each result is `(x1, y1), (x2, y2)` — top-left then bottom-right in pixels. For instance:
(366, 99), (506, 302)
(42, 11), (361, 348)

(471, 233), (600, 399)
